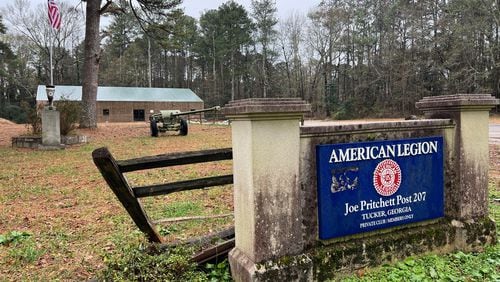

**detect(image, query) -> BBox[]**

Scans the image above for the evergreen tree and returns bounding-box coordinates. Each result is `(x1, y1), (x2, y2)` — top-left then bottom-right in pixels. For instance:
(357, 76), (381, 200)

(197, 2), (253, 104)
(251, 0), (278, 98)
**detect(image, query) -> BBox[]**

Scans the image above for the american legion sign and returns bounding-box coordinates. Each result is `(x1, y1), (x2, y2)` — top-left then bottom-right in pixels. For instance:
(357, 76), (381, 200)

(316, 137), (444, 239)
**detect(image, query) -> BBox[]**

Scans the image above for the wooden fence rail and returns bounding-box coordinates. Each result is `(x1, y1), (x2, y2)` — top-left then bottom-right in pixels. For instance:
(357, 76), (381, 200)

(92, 147), (234, 257)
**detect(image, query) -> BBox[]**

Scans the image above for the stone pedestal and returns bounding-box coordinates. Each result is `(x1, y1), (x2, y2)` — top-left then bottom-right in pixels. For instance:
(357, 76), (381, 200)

(223, 98), (311, 282)
(41, 108), (61, 147)
(416, 94), (499, 219)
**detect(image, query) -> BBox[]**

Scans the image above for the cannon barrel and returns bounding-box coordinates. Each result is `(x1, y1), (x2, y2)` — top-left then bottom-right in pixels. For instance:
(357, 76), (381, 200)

(170, 106), (221, 117)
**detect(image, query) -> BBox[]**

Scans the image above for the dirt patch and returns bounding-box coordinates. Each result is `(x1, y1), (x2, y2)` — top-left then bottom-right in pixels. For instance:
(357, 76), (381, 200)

(0, 123), (27, 147)
(78, 122), (151, 142)
(0, 122), (150, 147)
(491, 114), (500, 124)
(0, 118), (15, 125)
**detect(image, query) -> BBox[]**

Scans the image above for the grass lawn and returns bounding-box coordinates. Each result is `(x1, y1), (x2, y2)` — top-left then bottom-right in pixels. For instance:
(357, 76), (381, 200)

(0, 121), (498, 280)
(0, 122), (233, 280)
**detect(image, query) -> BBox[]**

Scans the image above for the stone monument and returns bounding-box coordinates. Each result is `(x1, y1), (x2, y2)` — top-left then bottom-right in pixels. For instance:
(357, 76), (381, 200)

(41, 85), (62, 149)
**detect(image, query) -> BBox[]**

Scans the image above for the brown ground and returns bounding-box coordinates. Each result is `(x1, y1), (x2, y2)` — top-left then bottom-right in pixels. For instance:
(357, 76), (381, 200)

(1, 118), (498, 181)
(0, 118), (15, 125)
(0, 120), (151, 147)
(1, 114), (498, 146)
(0, 118), (498, 280)
(2, 119), (499, 184)
(0, 119), (26, 146)
(491, 113), (500, 124)
(2, 118), (498, 188)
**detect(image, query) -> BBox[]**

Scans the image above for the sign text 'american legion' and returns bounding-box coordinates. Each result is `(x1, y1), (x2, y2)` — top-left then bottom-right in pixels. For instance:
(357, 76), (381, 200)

(329, 140), (439, 163)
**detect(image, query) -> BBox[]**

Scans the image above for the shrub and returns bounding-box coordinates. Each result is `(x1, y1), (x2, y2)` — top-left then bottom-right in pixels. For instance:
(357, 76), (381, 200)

(21, 101), (42, 135)
(21, 97), (81, 136)
(1, 104), (27, 123)
(54, 98), (81, 136)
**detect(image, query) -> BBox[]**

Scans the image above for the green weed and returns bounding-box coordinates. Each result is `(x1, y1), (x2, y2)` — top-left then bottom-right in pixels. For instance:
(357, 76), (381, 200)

(1, 231), (45, 265)
(158, 225), (180, 236)
(205, 260), (232, 282)
(7, 240), (45, 265)
(99, 243), (208, 281)
(340, 244), (500, 281)
(488, 181), (499, 233)
(0, 231), (31, 246)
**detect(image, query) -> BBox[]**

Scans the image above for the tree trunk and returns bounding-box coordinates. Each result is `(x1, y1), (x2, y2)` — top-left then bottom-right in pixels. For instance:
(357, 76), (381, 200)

(80, 0), (102, 128)
(219, 61), (224, 105)
(281, 44), (292, 97)
(262, 46), (267, 98)
(231, 52), (235, 101)
(212, 32), (217, 105)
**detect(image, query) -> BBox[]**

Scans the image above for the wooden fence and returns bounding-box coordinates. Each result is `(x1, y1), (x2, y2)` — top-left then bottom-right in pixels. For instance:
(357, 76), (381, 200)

(92, 147), (234, 262)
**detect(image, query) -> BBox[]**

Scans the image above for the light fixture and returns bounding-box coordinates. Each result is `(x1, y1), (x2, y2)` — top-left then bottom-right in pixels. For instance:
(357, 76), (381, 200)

(45, 85), (55, 109)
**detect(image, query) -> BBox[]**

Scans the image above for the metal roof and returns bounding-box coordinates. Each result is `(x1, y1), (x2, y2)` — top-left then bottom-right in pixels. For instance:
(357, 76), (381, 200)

(36, 85), (203, 102)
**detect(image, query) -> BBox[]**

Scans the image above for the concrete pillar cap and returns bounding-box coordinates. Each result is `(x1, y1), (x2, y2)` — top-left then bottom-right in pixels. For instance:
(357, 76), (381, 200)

(223, 98), (311, 118)
(416, 94), (499, 111)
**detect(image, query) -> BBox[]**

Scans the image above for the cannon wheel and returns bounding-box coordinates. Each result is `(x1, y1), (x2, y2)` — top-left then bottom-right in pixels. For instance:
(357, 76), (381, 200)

(179, 119), (188, 136)
(150, 120), (159, 137)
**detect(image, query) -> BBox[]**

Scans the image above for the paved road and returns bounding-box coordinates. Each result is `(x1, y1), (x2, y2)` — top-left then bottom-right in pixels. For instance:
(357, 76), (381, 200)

(491, 124), (500, 144)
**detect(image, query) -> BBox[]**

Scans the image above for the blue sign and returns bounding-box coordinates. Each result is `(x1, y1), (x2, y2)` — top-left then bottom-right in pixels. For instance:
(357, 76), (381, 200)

(316, 136), (444, 240)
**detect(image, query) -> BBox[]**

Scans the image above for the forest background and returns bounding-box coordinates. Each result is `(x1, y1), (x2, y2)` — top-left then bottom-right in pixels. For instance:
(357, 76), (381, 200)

(0, 0), (499, 123)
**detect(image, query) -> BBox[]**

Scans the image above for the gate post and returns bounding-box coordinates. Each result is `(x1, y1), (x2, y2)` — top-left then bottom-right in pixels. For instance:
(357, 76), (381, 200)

(223, 98), (311, 281)
(416, 94), (499, 219)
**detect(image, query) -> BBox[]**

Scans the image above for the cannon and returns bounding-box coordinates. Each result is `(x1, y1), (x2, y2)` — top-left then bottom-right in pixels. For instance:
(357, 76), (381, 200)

(149, 106), (221, 137)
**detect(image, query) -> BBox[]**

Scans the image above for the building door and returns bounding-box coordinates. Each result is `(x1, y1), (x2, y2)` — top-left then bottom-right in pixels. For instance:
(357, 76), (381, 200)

(133, 109), (145, 121)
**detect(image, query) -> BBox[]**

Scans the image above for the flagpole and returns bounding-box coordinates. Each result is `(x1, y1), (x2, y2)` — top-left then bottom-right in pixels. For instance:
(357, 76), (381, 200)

(50, 33), (54, 86)
(46, 0), (60, 109)
(47, 0), (61, 86)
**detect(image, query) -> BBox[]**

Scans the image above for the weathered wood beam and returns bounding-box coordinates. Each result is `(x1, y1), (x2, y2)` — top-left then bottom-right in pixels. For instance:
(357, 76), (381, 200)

(133, 175), (233, 198)
(159, 227), (235, 249)
(154, 213), (233, 224)
(117, 148), (233, 173)
(157, 226), (235, 265)
(92, 147), (163, 243)
(191, 239), (235, 264)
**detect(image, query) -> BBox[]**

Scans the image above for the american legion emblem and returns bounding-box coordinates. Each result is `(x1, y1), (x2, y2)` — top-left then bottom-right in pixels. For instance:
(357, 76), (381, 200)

(373, 159), (401, 196)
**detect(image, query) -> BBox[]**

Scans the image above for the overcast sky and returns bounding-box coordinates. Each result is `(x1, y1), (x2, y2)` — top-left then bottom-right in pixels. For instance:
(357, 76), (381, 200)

(0, 0), (317, 20)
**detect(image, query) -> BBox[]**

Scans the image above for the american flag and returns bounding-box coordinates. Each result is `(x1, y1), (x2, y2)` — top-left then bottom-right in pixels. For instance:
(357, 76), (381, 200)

(47, 0), (61, 30)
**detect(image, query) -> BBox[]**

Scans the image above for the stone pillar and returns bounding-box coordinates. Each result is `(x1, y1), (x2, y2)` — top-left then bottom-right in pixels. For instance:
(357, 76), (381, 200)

(223, 98), (311, 282)
(416, 94), (499, 219)
(41, 108), (61, 147)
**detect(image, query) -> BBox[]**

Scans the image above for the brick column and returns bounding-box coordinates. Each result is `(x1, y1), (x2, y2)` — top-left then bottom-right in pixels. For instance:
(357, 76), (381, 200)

(416, 94), (499, 219)
(223, 98), (311, 282)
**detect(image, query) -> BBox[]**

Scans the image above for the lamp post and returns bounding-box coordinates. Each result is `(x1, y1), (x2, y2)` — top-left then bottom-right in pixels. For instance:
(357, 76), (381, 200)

(46, 85), (55, 109)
